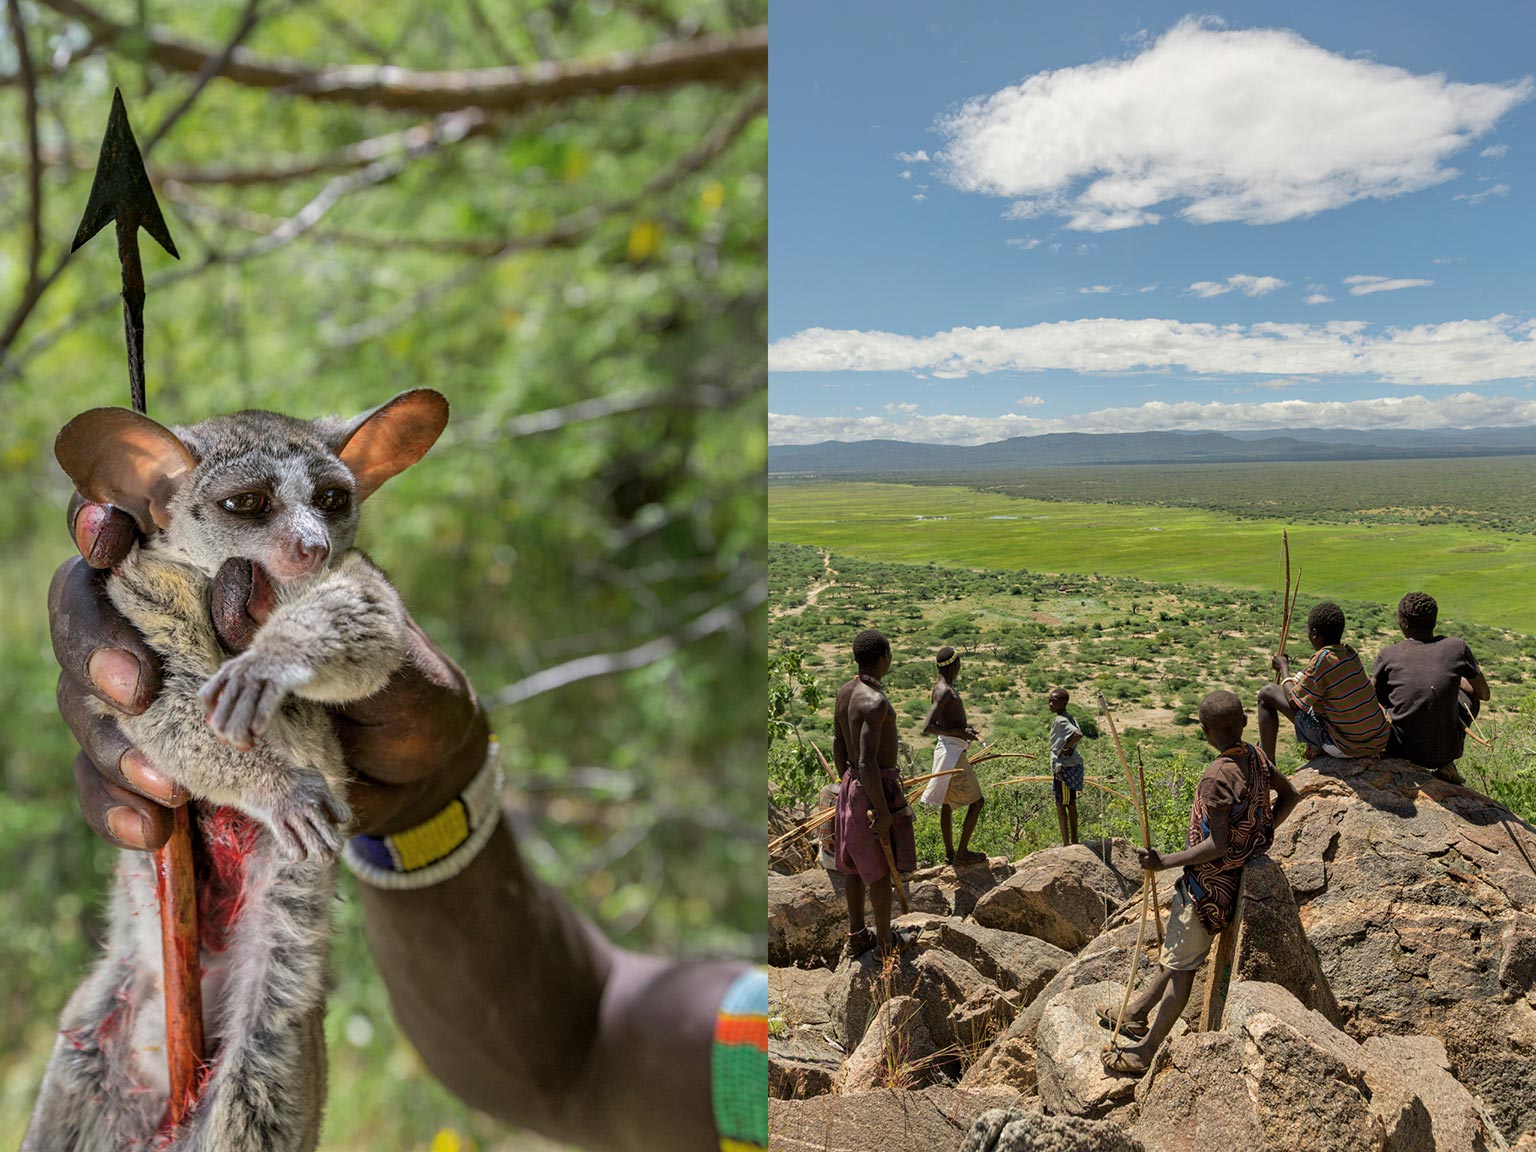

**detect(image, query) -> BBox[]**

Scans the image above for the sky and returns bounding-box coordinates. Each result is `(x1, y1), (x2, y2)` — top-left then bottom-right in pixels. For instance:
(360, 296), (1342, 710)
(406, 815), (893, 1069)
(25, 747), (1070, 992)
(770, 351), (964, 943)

(768, 2), (1536, 445)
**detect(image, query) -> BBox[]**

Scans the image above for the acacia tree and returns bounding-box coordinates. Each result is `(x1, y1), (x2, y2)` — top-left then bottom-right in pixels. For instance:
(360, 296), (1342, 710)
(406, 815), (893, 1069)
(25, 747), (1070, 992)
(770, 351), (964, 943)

(0, 2), (764, 1148)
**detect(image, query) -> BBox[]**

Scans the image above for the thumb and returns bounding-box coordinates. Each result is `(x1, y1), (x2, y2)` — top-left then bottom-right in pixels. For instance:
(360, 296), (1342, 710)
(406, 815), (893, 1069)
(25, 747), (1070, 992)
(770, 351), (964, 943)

(211, 559), (276, 653)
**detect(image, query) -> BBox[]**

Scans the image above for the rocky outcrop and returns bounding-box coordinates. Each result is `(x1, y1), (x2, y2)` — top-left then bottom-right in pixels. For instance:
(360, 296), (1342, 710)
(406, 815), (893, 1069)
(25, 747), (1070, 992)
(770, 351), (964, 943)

(971, 843), (1141, 950)
(1034, 982), (1141, 1119)
(768, 868), (860, 968)
(836, 995), (939, 1093)
(1362, 1034), (1497, 1152)
(961, 852), (1336, 1096)
(907, 856), (1017, 918)
(769, 966), (844, 1100)
(962, 1106), (1146, 1152)
(1133, 982), (1438, 1152)
(768, 1085), (1021, 1152)
(1269, 757), (1536, 1142)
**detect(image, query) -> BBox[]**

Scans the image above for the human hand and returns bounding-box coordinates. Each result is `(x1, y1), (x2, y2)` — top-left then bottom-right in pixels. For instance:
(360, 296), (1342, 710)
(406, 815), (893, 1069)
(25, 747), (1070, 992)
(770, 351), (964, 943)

(965, 726), (981, 742)
(1135, 846), (1163, 871)
(869, 807), (894, 841)
(1271, 653), (1289, 676)
(53, 498), (488, 850)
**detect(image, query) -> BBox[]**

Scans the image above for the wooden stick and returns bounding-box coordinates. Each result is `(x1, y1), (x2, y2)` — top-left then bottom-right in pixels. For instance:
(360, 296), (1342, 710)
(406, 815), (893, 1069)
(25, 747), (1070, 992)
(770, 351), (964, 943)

(867, 810), (910, 913)
(988, 774), (1134, 804)
(1277, 529), (1291, 672)
(1136, 747), (1164, 945)
(154, 804), (204, 1125)
(967, 750), (1037, 766)
(767, 771), (964, 852)
(811, 740), (837, 781)
(1464, 724), (1493, 749)
(1199, 868), (1248, 1031)
(1098, 692), (1164, 943)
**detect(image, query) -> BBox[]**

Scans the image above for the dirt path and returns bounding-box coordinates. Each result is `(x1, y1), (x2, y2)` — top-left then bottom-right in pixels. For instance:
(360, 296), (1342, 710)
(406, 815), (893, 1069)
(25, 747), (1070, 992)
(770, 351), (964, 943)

(778, 550), (837, 617)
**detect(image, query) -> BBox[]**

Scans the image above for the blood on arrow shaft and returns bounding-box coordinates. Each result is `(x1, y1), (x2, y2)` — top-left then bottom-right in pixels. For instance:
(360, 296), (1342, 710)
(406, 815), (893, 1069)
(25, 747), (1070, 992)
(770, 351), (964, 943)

(71, 87), (201, 1127)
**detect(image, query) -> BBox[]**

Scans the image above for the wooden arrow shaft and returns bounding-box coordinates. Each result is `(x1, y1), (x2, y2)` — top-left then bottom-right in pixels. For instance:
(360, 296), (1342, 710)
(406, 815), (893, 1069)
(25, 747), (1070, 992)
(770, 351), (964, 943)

(114, 216), (147, 412)
(154, 806), (204, 1125)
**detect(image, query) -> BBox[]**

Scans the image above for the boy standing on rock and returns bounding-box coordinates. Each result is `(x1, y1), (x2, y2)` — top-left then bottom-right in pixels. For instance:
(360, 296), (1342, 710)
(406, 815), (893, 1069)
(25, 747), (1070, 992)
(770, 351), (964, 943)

(1257, 601), (1391, 765)
(920, 646), (986, 865)
(833, 629), (919, 958)
(1101, 690), (1300, 1074)
(1047, 689), (1086, 847)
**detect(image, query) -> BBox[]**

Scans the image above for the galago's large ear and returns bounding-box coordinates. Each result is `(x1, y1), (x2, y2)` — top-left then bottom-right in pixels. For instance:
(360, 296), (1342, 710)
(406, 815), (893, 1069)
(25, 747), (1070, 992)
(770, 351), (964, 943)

(335, 389), (449, 500)
(55, 408), (196, 532)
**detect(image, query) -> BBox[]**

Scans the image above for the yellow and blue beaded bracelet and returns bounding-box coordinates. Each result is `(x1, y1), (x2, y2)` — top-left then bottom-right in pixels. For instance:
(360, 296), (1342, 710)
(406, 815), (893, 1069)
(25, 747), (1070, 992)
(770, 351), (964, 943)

(343, 737), (503, 890)
(712, 967), (767, 1152)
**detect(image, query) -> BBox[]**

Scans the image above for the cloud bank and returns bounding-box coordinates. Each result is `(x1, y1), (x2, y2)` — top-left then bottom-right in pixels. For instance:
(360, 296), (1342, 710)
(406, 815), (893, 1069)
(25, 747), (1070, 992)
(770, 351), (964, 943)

(768, 316), (1536, 388)
(934, 18), (1531, 231)
(1188, 274), (1287, 298)
(769, 393), (1536, 446)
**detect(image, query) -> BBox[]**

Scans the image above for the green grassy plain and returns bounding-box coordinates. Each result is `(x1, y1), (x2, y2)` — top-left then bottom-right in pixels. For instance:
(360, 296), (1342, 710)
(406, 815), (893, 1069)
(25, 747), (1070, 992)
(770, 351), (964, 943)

(770, 481), (1536, 635)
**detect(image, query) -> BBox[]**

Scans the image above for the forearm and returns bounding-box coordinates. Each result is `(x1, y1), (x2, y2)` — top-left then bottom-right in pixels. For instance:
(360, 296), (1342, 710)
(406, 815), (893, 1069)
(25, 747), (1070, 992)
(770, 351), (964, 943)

(1159, 833), (1226, 871)
(358, 820), (612, 1146)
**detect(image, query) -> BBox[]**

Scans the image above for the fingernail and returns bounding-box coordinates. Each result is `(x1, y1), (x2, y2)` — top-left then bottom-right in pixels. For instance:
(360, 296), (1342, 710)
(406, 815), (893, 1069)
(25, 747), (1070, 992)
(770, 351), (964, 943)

(120, 750), (184, 804)
(75, 503), (109, 559)
(87, 648), (142, 710)
(106, 807), (149, 849)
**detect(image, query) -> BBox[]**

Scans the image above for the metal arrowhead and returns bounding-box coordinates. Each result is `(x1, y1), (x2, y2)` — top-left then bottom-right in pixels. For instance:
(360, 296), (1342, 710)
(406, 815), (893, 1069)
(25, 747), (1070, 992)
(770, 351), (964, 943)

(71, 88), (180, 259)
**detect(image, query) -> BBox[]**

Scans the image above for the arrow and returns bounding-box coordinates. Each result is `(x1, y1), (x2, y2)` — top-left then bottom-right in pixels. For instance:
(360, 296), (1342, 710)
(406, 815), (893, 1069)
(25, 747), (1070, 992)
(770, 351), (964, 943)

(71, 87), (180, 414)
(70, 88), (202, 1130)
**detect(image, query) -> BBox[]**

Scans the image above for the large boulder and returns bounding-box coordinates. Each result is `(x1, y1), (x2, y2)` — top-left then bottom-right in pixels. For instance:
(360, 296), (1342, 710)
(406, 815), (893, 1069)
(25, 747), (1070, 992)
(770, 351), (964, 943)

(1269, 757), (1536, 1142)
(962, 854), (1333, 1095)
(768, 868), (867, 968)
(769, 1029), (844, 1101)
(962, 1105), (1146, 1152)
(768, 1085), (1022, 1152)
(907, 856), (1017, 918)
(971, 844), (1141, 950)
(836, 995), (939, 1093)
(1362, 1034), (1502, 1152)
(914, 917), (1073, 1002)
(1132, 981), (1435, 1152)
(827, 945), (996, 1051)
(1034, 982), (1141, 1119)
(769, 966), (844, 1100)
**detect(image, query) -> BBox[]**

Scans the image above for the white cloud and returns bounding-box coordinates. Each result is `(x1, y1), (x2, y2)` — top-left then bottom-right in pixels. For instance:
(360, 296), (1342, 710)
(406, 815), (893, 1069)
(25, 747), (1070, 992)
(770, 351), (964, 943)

(934, 18), (1532, 231)
(1007, 236), (1042, 249)
(1345, 275), (1433, 295)
(1138, 283), (1159, 293)
(769, 392), (1536, 446)
(1454, 182), (1511, 205)
(1305, 293), (1334, 304)
(767, 315), (1536, 387)
(1079, 284), (1116, 294)
(884, 401), (919, 414)
(899, 169), (913, 180)
(1016, 395), (1046, 407)
(1077, 243), (1098, 255)
(912, 193), (927, 202)
(1187, 274), (1287, 298)
(1481, 144), (1510, 158)
(897, 150), (931, 163)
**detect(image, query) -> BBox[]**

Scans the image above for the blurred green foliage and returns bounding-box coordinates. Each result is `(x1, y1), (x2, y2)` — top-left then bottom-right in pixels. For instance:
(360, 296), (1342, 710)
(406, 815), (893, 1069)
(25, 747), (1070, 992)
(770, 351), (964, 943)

(0, 1), (764, 1147)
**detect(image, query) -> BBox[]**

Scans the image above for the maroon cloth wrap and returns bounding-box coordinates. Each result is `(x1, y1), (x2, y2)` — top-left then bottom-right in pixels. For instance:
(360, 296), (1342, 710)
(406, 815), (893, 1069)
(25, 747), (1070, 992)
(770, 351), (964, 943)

(833, 766), (916, 884)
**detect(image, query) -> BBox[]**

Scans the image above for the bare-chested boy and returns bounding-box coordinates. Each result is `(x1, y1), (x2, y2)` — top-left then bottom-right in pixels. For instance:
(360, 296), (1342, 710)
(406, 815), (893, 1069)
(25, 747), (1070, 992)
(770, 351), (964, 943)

(832, 629), (918, 957)
(920, 646), (985, 865)
(1101, 690), (1300, 1075)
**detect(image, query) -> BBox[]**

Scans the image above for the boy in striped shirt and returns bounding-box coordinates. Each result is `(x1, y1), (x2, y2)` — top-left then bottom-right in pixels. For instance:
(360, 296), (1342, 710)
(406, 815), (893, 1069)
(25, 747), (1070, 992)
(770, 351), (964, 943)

(1257, 601), (1391, 765)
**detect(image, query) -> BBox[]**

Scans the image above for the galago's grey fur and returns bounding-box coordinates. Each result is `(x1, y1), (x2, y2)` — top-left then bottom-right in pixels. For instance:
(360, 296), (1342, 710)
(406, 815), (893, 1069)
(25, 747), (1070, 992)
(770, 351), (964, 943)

(26, 390), (449, 1152)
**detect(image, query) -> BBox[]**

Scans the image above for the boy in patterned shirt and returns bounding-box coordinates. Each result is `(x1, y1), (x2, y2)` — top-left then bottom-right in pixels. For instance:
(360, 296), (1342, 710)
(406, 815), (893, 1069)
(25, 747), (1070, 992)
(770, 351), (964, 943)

(1101, 690), (1299, 1075)
(1257, 601), (1391, 765)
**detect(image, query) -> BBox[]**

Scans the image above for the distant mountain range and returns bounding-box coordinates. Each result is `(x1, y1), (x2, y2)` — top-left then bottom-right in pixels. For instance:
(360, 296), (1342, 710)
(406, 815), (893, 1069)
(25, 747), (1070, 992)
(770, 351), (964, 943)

(767, 427), (1536, 474)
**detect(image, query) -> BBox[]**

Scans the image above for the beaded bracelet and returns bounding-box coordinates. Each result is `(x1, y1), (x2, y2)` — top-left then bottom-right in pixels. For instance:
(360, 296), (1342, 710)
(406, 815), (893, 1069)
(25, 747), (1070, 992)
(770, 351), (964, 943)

(712, 967), (768, 1152)
(343, 737), (503, 890)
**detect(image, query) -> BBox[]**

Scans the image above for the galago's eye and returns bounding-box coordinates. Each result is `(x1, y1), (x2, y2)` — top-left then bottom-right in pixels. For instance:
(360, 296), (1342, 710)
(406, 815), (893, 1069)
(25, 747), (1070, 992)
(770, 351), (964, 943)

(218, 492), (270, 517)
(315, 487), (350, 514)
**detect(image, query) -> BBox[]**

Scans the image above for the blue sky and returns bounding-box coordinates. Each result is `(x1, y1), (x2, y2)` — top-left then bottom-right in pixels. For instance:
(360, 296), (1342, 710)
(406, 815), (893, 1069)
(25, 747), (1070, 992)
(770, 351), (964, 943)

(768, 2), (1536, 444)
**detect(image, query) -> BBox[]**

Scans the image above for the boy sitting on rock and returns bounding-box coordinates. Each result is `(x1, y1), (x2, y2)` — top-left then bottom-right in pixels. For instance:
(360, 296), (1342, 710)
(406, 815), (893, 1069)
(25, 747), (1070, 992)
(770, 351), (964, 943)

(1101, 690), (1299, 1075)
(1257, 601), (1390, 765)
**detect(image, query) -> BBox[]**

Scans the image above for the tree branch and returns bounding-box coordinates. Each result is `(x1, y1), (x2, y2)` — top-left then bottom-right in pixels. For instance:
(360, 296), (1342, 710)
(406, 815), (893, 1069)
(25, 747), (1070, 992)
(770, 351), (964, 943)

(489, 579), (765, 710)
(4, 0), (42, 290)
(35, 0), (766, 113)
(156, 108), (494, 186)
(141, 0), (265, 156)
(327, 87), (763, 346)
